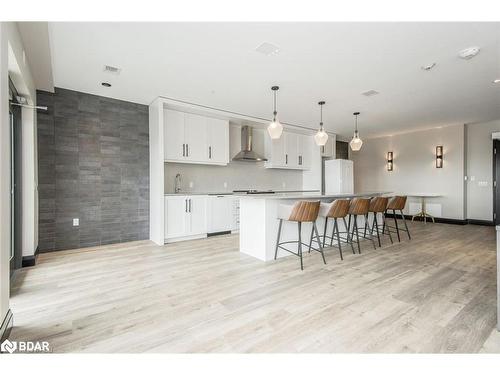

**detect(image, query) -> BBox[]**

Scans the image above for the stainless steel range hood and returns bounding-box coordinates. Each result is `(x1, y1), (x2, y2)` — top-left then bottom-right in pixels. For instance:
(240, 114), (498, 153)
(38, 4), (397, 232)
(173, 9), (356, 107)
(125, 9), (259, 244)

(232, 125), (268, 162)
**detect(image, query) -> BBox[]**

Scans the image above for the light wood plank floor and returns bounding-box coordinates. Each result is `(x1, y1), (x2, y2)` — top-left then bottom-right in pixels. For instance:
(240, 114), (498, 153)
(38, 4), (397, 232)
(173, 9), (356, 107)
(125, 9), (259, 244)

(9, 222), (499, 353)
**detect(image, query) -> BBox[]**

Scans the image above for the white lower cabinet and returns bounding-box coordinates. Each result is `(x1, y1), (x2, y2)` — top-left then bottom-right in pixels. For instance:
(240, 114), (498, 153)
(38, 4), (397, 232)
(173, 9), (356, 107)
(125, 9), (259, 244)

(164, 195), (207, 242)
(207, 195), (240, 233)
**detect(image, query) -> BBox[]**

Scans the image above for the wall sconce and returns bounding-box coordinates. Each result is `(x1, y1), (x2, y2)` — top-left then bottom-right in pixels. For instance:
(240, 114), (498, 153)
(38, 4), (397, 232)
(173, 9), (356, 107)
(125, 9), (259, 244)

(436, 146), (443, 168)
(387, 151), (393, 171)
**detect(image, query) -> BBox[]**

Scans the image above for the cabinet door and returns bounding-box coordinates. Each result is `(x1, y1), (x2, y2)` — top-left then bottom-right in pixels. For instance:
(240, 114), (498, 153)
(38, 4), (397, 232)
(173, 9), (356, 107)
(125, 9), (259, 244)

(188, 196), (207, 236)
(207, 118), (229, 164)
(269, 136), (286, 166)
(285, 132), (298, 168)
(164, 110), (186, 160)
(165, 196), (188, 239)
(184, 113), (208, 162)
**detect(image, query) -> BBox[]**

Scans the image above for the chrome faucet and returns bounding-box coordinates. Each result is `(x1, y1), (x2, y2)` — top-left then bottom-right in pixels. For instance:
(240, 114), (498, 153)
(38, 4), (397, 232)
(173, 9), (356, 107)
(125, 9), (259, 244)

(174, 173), (182, 193)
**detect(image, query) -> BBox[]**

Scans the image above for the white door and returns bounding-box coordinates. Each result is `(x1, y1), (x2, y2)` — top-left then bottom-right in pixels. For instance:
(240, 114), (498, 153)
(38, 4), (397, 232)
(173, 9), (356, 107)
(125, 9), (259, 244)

(165, 196), (188, 239)
(285, 132), (298, 168)
(184, 113), (208, 162)
(188, 196), (207, 235)
(164, 109), (186, 160)
(207, 118), (229, 164)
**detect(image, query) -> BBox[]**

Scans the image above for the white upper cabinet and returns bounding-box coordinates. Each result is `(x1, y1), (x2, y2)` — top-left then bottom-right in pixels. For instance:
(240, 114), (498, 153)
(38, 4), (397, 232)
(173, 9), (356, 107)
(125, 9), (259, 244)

(163, 109), (229, 165)
(265, 131), (311, 170)
(320, 132), (336, 158)
(207, 118), (229, 164)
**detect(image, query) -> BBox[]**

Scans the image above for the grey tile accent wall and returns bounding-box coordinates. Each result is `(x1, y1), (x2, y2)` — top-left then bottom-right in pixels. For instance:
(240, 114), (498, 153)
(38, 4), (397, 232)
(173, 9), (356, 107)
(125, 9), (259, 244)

(37, 88), (149, 252)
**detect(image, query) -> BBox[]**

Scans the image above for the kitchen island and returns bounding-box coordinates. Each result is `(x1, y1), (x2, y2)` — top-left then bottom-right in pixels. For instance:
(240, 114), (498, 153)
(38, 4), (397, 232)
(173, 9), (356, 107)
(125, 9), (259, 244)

(239, 192), (390, 261)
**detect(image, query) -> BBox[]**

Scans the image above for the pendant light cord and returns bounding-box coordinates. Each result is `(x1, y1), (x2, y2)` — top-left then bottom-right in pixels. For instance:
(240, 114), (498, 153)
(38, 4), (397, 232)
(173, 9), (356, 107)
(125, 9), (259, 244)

(319, 103), (323, 130)
(273, 90), (277, 118)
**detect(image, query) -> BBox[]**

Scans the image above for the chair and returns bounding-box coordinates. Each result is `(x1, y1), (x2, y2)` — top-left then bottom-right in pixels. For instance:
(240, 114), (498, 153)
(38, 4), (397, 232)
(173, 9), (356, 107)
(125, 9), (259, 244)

(368, 197), (393, 247)
(347, 198), (377, 253)
(317, 199), (354, 260)
(274, 201), (325, 270)
(383, 196), (411, 242)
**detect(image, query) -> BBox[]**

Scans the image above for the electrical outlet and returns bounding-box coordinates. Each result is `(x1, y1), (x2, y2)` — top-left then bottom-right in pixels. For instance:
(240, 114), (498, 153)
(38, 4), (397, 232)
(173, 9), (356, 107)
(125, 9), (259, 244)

(223, 182), (228, 189)
(73, 218), (79, 227)
(189, 181), (194, 188)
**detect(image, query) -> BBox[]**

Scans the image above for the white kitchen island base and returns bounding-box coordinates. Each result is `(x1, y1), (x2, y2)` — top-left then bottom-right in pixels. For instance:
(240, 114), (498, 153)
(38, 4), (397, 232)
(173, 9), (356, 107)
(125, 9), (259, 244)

(239, 192), (389, 262)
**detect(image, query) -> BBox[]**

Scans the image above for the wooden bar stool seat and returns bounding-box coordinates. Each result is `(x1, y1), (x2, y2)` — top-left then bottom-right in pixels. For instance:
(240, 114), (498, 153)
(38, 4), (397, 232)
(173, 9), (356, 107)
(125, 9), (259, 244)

(347, 198), (377, 253)
(382, 196), (411, 242)
(274, 201), (326, 270)
(368, 197), (393, 247)
(316, 199), (354, 260)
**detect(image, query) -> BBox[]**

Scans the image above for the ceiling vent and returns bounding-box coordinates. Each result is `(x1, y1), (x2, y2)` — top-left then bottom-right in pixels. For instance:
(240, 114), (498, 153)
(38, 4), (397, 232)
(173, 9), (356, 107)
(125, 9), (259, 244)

(103, 65), (121, 74)
(361, 90), (379, 97)
(255, 42), (280, 56)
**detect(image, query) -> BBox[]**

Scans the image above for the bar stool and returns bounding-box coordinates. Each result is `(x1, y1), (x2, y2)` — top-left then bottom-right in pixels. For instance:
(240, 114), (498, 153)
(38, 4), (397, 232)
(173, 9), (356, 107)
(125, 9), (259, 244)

(368, 197), (393, 247)
(383, 196), (411, 242)
(347, 198), (376, 254)
(317, 199), (354, 260)
(274, 201), (326, 270)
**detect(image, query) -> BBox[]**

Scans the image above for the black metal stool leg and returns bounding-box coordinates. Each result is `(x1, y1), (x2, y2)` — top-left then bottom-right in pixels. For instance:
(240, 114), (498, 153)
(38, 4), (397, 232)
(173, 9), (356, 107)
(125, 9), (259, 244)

(334, 218), (343, 260)
(383, 212), (393, 244)
(298, 222), (303, 270)
(354, 216), (361, 254)
(274, 219), (283, 260)
(364, 218), (377, 250)
(393, 209), (401, 242)
(400, 210), (411, 240)
(308, 224), (314, 253)
(343, 217), (355, 254)
(373, 214), (381, 247)
(364, 214), (368, 237)
(322, 217), (328, 247)
(313, 223), (327, 264)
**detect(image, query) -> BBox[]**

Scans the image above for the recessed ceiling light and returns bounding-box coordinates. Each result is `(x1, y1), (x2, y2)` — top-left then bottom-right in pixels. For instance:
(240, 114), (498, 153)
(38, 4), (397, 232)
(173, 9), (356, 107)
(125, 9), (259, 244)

(361, 90), (379, 97)
(493, 79), (500, 84)
(421, 63), (437, 71)
(255, 42), (280, 56)
(101, 82), (112, 87)
(458, 46), (480, 60)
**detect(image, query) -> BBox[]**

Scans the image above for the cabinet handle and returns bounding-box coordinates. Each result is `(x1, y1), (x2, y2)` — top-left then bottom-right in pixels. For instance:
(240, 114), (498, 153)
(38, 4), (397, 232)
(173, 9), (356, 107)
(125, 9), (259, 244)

(299, 155), (302, 165)
(186, 144), (189, 157)
(209, 146), (212, 159)
(189, 199), (192, 212)
(285, 154), (288, 164)
(182, 144), (185, 157)
(185, 199), (188, 212)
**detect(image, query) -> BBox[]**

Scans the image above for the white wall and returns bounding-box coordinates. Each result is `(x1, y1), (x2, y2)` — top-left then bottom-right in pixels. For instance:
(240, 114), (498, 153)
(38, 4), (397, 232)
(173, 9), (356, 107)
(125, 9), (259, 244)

(466, 119), (500, 221)
(351, 124), (466, 220)
(1, 22), (38, 328)
(0, 21), (11, 332)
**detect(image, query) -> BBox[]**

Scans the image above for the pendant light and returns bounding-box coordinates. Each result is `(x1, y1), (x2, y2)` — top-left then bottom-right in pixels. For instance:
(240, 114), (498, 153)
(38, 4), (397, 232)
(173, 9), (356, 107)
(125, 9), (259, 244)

(349, 111), (363, 151)
(314, 101), (329, 146)
(267, 86), (283, 139)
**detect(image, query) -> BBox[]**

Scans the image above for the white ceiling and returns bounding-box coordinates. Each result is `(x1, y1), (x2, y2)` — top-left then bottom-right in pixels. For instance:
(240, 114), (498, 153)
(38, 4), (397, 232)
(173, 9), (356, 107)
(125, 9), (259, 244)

(47, 22), (500, 138)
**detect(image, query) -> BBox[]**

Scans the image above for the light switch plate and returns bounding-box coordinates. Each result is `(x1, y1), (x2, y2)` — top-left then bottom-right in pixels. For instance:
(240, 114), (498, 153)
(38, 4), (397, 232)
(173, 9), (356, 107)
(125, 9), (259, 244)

(73, 218), (79, 226)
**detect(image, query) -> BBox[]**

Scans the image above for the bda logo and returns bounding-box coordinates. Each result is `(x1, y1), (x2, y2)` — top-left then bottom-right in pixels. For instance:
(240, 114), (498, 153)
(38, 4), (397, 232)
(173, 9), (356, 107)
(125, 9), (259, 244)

(1, 339), (17, 353)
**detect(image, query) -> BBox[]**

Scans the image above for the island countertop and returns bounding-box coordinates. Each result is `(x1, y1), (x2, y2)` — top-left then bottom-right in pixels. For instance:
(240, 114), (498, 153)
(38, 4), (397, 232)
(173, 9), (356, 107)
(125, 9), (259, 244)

(237, 191), (392, 200)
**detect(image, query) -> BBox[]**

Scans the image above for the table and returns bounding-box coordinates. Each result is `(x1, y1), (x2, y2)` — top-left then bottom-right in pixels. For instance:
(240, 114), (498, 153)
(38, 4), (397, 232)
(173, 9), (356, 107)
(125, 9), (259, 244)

(406, 193), (442, 223)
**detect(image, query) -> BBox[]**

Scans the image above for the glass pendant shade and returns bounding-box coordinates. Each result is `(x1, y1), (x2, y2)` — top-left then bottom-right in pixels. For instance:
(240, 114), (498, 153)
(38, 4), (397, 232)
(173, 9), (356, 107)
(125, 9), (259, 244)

(314, 128), (328, 146)
(314, 101), (328, 146)
(350, 131), (363, 151)
(267, 118), (283, 139)
(267, 86), (283, 139)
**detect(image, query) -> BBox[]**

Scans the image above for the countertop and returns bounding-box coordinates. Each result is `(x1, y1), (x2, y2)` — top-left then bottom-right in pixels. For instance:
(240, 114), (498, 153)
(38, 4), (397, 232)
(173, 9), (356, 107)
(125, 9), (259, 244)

(237, 191), (392, 200)
(164, 190), (320, 197)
